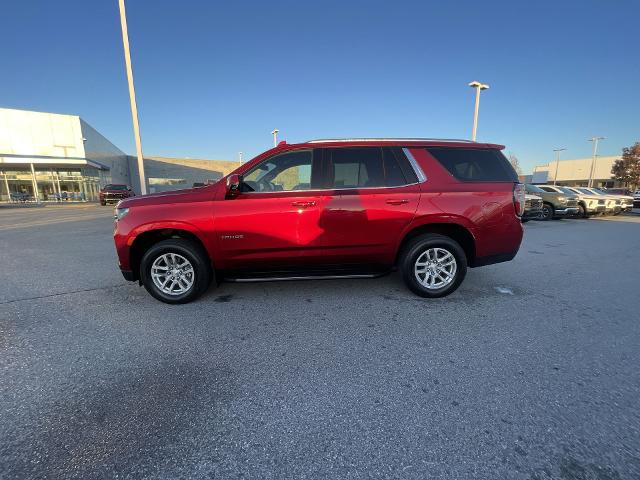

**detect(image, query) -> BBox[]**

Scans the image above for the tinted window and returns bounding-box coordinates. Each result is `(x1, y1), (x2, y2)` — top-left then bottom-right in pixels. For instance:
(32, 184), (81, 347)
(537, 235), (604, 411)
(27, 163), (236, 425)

(382, 148), (408, 186)
(427, 148), (518, 182)
(104, 184), (128, 190)
(330, 148), (383, 188)
(326, 147), (415, 188)
(539, 186), (557, 192)
(242, 150), (314, 192)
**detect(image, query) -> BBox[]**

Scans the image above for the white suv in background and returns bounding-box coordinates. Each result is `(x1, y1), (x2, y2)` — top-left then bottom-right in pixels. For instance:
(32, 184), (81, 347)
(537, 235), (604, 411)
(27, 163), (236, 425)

(540, 186), (603, 218)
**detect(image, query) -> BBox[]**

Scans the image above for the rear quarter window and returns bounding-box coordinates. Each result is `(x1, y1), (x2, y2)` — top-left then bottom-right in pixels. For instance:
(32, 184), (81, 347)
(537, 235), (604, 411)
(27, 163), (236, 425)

(427, 147), (518, 182)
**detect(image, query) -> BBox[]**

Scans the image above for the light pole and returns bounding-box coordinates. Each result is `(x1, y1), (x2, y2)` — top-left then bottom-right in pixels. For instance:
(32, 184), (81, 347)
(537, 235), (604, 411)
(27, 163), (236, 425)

(468, 81), (489, 141)
(118, 0), (147, 195)
(238, 152), (243, 163)
(271, 129), (279, 147)
(587, 136), (605, 187)
(552, 148), (566, 185)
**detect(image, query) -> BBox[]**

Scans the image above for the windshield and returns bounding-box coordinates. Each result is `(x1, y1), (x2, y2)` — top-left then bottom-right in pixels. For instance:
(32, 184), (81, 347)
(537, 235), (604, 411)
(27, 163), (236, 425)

(104, 184), (128, 190)
(578, 188), (595, 195)
(559, 187), (576, 195)
(525, 184), (545, 193)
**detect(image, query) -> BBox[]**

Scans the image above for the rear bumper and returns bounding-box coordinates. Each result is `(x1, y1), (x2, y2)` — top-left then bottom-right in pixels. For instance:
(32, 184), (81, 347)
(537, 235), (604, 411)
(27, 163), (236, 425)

(472, 251), (518, 267)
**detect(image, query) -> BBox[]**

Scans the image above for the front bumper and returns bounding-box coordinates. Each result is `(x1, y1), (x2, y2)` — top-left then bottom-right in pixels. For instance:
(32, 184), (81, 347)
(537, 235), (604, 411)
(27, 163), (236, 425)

(554, 207), (580, 216)
(522, 208), (542, 219)
(121, 269), (135, 281)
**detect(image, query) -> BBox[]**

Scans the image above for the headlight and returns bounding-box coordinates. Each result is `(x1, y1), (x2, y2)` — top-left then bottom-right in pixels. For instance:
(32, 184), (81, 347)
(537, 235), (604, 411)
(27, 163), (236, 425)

(114, 207), (129, 221)
(558, 196), (566, 202)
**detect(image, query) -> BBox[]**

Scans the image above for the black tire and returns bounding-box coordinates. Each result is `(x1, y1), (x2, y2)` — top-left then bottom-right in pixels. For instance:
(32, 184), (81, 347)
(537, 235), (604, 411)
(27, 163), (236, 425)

(140, 238), (213, 304)
(400, 233), (467, 298)
(541, 203), (554, 221)
(578, 204), (588, 218)
(100, 201), (107, 206)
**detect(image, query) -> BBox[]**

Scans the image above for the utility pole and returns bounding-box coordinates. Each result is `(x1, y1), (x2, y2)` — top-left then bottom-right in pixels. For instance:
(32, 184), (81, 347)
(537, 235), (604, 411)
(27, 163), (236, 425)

(468, 81), (489, 141)
(587, 136), (605, 188)
(271, 129), (279, 147)
(118, 0), (147, 194)
(552, 148), (566, 185)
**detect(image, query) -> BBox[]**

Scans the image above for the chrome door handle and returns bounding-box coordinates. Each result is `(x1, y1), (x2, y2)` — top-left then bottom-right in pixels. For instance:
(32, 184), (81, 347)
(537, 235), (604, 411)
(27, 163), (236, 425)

(291, 201), (316, 208)
(386, 199), (409, 205)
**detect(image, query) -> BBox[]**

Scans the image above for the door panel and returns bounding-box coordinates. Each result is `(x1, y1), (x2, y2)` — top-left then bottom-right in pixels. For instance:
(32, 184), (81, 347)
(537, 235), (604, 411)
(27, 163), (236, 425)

(214, 191), (328, 269)
(319, 184), (420, 264)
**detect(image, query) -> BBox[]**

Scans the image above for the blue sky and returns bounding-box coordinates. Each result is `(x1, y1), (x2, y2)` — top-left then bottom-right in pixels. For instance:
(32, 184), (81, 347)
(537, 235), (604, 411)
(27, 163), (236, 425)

(1, 0), (638, 172)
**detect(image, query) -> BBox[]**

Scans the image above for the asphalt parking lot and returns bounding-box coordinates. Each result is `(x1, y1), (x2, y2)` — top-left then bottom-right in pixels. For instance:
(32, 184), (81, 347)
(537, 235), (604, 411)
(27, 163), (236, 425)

(1, 205), (640, 479)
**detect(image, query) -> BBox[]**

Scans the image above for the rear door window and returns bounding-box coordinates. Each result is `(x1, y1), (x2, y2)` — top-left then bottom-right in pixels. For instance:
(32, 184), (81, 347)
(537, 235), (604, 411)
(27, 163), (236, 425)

(326, 147), (414, 188)
(427, 147), (518, 182)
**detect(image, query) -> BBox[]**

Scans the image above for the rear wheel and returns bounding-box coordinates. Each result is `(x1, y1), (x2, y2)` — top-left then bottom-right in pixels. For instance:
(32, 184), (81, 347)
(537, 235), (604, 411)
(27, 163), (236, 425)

(400, 234), (467, 298)
(541, 203), (554, 221)
(140, 239), (213, 304)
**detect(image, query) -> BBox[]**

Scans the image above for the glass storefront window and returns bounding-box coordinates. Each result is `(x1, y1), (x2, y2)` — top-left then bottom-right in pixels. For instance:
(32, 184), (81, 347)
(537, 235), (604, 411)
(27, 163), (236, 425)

(1, 166), (108, 202)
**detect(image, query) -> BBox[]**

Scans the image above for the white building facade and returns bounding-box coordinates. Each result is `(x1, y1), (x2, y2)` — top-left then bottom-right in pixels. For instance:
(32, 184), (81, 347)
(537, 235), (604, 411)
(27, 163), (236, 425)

(531, 156), (621, 187)
(0, 108), (129, 202)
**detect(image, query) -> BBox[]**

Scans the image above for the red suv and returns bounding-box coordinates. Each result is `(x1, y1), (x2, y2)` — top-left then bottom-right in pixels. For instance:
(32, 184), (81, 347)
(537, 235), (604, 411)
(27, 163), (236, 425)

(100, 184), (135, 205)
(113, 139), (524, 303)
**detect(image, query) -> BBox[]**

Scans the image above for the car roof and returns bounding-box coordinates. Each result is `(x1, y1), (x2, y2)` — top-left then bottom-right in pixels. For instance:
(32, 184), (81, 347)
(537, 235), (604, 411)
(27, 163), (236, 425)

(282, 138), (505, 149)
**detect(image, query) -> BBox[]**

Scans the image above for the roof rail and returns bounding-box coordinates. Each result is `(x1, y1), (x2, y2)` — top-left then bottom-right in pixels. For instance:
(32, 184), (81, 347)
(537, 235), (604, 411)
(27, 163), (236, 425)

(305, 137), (476, 144)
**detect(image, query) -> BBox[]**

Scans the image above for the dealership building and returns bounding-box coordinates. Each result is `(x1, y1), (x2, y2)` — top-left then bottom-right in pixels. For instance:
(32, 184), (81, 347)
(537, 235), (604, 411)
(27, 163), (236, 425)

(0, 107), (240, 202)
(530, 155), (621, 187)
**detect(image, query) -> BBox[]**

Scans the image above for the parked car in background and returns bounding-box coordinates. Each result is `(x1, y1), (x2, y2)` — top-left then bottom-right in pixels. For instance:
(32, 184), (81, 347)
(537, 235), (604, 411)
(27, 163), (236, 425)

(581, 188), (620, 215)
(99, 184), (135, 205)
(593, 188), (634, 213)
(557, 187), (605, 217)
(525, 184), (579, 220)
(10, 191), (30, 202)
(522, 194), (543, 222)
(604, 188), (633, 196)
(113, 139), (525, 303)
(634, 190), (640, 208)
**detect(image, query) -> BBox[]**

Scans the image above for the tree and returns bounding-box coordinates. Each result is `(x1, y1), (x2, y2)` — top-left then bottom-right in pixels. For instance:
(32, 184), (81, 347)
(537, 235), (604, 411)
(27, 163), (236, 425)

(611, 142), (640, 189)
(508, 154), (523, 176)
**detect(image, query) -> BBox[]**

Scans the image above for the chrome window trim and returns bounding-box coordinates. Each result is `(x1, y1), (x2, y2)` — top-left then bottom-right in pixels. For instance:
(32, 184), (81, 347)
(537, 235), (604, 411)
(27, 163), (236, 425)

(238, 182), (421, 195)
(239, 146), (424, 194)
(402, 148), (427, 183)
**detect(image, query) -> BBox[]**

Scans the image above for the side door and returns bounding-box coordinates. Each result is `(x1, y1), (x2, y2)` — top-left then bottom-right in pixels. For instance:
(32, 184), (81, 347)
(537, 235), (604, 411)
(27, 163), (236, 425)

(214, 149), (327, 270)
(318, 146), (421, 265)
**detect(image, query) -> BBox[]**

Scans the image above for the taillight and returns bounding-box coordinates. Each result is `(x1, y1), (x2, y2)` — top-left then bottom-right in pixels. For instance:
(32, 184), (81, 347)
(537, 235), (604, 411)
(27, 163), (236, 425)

(513, 183), (525, 216)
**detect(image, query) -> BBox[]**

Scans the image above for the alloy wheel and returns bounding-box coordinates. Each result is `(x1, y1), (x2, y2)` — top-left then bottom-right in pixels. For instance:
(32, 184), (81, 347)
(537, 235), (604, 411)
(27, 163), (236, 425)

(150, 253), (195, 296)
(414, 247), (457, 290)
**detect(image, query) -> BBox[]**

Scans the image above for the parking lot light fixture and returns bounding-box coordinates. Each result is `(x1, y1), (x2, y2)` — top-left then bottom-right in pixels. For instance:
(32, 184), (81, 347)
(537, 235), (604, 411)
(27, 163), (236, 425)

(468, 81), (489, 141)
(118, 0), (147, 195)
(272, 129), (279, 147)
(587, 136), (605, 188)
(552, 148), (566, 185)
(238, 152), (243, 163)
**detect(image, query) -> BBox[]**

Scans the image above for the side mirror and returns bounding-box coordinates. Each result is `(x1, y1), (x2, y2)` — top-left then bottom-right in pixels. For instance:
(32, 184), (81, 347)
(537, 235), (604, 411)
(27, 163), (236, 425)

(226, 174), (241, 196)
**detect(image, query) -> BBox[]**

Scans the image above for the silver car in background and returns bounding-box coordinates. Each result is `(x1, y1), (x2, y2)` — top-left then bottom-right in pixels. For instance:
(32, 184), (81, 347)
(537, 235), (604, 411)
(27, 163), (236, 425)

(554, 187), (607, 218)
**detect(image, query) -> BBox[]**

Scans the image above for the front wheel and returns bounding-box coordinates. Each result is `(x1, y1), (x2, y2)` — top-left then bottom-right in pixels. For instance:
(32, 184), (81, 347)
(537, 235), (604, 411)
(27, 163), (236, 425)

(540, 203), (554, 221)
(400, 234), (467, 298)
(140, 239), (213, 304)
(578, 204), (588, 218)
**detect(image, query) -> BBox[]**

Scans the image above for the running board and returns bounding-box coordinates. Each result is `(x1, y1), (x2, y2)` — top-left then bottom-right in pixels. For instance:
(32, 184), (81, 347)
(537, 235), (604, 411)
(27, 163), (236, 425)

(226, 273), (383, 283)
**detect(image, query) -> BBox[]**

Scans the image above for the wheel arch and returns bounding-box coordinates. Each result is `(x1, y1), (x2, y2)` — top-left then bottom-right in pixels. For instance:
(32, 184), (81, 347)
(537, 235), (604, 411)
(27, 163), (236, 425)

(395, 222), (476, 267)
(129, 228), (212, 282)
